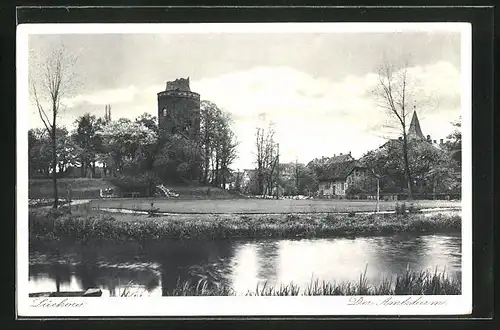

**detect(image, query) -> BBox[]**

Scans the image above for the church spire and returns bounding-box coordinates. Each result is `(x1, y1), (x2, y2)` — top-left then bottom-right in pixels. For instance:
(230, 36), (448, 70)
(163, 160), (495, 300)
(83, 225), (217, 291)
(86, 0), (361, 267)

(408, 105), (424, 139)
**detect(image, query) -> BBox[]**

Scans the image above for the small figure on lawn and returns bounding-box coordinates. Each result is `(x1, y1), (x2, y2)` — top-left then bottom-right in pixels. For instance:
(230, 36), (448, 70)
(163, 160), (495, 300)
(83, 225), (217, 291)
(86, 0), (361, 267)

(148, 202), (160, 217)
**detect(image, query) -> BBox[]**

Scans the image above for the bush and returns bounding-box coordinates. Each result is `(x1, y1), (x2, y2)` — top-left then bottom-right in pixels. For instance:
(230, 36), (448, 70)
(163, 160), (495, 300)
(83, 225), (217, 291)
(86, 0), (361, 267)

(108, 172), (161, 195)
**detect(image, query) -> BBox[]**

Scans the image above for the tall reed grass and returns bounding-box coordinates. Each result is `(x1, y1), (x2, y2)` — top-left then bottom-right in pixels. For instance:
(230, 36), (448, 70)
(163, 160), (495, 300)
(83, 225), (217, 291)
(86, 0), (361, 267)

(29, 207), (461, 242)
(162, 268), (461, 296)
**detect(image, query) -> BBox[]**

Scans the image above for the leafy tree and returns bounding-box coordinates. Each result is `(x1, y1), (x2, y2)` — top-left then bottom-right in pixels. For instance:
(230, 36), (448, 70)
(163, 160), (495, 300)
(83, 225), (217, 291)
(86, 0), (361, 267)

(216, 114), (238, 188)
(153, 133), (202, 183)
(96, 118), (157, 176)
(232, 170), (243, 192)
(28, 127), (79, 178)
(361, 141), (405, 193)
(408, 139), (460, 197)
(361, 138), (460, 197)
(28, 128), (52, 178)
(277, 162), (317, 196)
(346, 175), (378, 196)
(72, 113), (100, 177)
(199, 101), (238, 187)
(55, 127), (80, 175)
(296, 165), (319, 196)
(134, 113), (160, 170)
(444, 118), (461, 151)
(135, 112), (158, 133)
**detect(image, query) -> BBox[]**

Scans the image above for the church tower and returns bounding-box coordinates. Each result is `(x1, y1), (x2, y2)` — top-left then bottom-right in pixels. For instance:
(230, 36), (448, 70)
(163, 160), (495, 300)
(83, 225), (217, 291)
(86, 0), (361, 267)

(408, 110), (425, 140)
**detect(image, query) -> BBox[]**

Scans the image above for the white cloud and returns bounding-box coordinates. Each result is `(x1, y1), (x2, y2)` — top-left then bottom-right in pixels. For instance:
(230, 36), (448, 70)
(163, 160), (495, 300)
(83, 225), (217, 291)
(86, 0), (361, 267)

(28, 61), (462, 169)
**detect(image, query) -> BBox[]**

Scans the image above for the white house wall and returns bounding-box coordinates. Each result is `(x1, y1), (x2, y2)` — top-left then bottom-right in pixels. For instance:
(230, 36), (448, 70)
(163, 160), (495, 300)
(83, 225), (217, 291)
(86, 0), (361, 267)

(319, 180), (347, 196)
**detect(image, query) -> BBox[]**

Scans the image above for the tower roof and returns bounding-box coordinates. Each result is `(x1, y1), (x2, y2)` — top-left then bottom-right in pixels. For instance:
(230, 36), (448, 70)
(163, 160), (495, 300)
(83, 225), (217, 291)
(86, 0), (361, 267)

(408, 111), (424, 139)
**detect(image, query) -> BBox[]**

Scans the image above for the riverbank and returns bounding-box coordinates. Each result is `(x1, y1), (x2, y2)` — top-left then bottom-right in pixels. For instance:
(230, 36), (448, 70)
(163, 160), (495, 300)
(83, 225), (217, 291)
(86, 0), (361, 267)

(29, 207), (461, 241)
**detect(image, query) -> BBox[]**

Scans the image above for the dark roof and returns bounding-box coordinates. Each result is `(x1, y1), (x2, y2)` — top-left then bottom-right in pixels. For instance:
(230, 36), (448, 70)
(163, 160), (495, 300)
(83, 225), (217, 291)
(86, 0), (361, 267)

(317, 154), (359, 181)
(408, 111), (425, 139)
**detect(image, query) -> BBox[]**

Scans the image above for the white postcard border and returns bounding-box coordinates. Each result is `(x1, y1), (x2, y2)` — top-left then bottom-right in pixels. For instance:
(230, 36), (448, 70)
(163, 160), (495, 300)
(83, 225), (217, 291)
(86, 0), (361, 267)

(16, 22), (472, 317)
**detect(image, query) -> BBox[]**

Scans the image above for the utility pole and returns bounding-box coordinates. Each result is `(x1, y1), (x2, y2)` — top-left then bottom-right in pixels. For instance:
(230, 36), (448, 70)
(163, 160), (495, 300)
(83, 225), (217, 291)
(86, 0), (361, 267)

(276, 143), (280, 199)
(371, 168), (380, 213)
(376, 177), (380, 213)
(295, 157), (299, 196)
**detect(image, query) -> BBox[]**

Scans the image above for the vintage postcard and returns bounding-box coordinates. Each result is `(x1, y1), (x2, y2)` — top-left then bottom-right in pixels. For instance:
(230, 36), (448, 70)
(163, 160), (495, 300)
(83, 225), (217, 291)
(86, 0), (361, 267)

(17, 22), (472, 317)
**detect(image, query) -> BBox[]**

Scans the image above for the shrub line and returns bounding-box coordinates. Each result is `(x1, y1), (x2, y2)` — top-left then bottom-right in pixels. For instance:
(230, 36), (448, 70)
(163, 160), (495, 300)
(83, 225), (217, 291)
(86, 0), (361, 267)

(30, 208), (462, 242)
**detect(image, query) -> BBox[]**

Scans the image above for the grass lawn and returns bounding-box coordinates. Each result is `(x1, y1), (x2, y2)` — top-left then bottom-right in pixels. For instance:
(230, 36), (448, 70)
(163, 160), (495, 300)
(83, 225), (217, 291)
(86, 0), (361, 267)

(90, 198), (461, 214)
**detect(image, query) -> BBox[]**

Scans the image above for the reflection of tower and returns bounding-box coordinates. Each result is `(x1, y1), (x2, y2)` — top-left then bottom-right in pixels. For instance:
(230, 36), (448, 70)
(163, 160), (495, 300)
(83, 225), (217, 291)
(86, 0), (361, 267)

(256, 241), (280, 283)
(151, 240), (236, 296)
(157, 77), (201, 140)
(104, 104), (112, 123)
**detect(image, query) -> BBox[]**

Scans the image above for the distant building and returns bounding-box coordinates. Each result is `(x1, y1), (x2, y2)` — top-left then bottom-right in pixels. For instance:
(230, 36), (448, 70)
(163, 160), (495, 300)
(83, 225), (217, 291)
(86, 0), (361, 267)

(279, 162), (305, 182)
(241, 169), (256, 185)
(317, 153), (369, 197)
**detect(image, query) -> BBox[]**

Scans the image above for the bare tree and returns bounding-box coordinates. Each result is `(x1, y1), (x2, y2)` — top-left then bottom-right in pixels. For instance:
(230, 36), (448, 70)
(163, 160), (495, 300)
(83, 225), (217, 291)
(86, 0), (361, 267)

(373, 61), (415, 200)
(30, 45), (77, 209)
(254, 124), (278, 196)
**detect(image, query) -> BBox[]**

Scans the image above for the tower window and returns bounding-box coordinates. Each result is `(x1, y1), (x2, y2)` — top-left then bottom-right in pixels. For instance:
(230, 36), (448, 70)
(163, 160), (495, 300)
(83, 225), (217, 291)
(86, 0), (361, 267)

(162, 108), (167, 116)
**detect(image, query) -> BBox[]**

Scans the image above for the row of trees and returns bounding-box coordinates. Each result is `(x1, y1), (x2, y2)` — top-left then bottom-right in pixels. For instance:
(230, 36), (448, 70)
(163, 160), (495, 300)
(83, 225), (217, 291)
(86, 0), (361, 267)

(29, 103), (238, 185)
(241, 116), (461, 199)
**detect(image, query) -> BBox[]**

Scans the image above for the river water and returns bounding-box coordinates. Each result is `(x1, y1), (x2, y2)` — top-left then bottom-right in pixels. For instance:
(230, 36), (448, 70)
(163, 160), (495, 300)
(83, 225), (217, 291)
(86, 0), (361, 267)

(29, 233), (461, 296)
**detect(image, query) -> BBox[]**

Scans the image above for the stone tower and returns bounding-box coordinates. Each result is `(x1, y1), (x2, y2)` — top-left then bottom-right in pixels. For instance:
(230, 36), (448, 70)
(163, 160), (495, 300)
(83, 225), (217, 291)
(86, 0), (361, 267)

(157, 77), (202, 182)
(157, 77), (201, 139)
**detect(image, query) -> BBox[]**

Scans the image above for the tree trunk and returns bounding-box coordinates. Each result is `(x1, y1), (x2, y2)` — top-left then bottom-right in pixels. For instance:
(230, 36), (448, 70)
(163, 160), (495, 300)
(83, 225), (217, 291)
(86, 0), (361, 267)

(258, 171), (264, 195)
(203, 144), (210, 185)
(402, 133), (413, 200)
(51, 119), (58, 209)
(215, 156), (220, 186)
(221, 166), (226, 190)
(433, 178), (436, 200)
(81, 158), (87, 177)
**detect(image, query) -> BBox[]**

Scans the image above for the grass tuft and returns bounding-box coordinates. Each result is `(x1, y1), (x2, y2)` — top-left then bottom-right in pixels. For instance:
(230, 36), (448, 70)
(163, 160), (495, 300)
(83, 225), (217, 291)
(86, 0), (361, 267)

(163, 268), (460, 296)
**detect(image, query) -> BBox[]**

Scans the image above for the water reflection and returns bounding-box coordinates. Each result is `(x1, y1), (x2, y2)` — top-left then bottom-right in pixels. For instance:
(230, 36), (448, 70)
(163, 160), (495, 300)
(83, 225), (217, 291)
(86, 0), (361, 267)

(29, 233), (461, 296)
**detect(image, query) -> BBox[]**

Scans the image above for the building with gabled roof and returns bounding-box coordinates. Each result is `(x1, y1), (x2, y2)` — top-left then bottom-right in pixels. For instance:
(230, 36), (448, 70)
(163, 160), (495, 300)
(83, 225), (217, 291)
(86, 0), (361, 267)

(316, 152), (369, 197)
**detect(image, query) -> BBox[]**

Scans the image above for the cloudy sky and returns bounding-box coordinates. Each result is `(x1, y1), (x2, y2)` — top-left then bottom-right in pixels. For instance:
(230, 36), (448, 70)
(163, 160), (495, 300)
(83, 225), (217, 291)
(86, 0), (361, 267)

(26, 27), (463, 170)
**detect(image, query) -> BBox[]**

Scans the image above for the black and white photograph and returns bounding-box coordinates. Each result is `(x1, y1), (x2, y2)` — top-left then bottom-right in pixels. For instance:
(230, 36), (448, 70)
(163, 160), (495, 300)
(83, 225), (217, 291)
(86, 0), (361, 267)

(17, 22), (472, 317)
